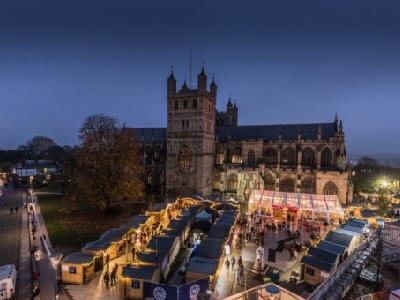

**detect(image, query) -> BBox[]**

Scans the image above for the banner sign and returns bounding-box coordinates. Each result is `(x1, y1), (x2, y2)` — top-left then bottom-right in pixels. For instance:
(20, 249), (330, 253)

(178, 277), (209, 299)
(143, 281), (178, 300)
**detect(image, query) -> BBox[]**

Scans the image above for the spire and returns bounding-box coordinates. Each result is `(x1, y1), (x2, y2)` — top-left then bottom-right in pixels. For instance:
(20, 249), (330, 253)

(335, 113), (339, 133)
(181, 77), (189, 92)
(298, 124), (302, 140)
(168, 66), (175, 79)
(227, 95), (233, 109)
(200, 61), (205, 76)
(339, 120), (343, 133)
(318, 123), (322, 140)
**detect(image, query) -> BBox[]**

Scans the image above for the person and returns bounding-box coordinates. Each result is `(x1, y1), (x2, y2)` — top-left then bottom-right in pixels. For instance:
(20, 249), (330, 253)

(15, 206), (18, 213)
(231, 256), (236, 270)
(103, 270), (110, 288)
(238, 256), (243, 267)
(105, 253), (110, 270)
(10, 207), (13, 214)
(236, 267), (241, 284)
(33, 285), (40, 296)
(110, 268), (117, 286)
(225, 258), (230, 273)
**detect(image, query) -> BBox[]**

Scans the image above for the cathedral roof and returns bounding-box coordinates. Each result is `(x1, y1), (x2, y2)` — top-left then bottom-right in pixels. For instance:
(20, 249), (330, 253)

(216, 122), (336, 142)
(125, 127), (167, 143)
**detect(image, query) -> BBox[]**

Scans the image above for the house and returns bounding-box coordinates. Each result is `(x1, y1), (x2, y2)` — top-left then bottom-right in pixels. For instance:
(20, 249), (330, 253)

(301, 255), (336, 285)
(120, 265), (160, 300)
(324, 231), (357, 254)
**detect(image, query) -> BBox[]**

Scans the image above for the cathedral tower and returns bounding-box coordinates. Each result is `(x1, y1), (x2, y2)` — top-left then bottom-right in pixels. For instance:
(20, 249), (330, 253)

(166, 67), (217, 197)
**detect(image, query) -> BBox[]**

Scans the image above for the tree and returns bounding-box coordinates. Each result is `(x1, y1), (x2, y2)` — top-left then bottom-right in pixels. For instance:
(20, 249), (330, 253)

(357, 156), (380, 167)
(68, 114), (144, 213)
(26, 136), (56, 156)
(46, 145), (75, 194)
(377, 194), (391, 217)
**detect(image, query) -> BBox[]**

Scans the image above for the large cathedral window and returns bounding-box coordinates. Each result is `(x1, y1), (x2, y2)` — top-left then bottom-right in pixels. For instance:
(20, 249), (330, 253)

(264, 174), (275, 191)
(217, 147), (225, 165)
(248, 150), (255, 167)
(301, 177), (316, 194)
(227, 173), (238, 190)
(178, 146), (192, 168)
(279, 177), (295, 192)
(232, 147), (242, 164)
(321, 147), (332, 168)
(213, 172), (221, 189)
(302, 148), (315, 167)
(324, 181), (338, 195)
(265, 148), (278, 165)
(281, 147), (295, 165)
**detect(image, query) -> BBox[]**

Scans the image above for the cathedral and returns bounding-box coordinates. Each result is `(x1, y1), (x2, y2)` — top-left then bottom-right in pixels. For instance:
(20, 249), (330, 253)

(126, 67), (353, 204)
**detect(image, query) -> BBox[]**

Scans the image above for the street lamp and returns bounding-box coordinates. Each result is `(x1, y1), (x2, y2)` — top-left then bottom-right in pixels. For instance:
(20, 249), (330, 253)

(49, 253), (63, 300)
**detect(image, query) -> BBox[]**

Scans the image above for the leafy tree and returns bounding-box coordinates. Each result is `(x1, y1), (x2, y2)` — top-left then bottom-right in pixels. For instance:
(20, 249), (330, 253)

(46, 145), (75, 194)
(377, 194), (391, 217)
(68, 114), (144, 213)
(26, 136), (56, 156)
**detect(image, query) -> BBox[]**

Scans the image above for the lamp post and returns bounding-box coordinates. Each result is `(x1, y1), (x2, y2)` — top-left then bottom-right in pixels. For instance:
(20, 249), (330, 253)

(50, 253), (63, 300)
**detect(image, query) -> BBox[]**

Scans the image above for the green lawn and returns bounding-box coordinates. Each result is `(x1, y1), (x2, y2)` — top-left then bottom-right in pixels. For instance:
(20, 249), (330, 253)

(37, 194), (101, 247)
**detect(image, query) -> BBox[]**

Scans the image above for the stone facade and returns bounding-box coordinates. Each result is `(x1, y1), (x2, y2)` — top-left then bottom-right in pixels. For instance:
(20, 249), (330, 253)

(127, 67), (353, 204)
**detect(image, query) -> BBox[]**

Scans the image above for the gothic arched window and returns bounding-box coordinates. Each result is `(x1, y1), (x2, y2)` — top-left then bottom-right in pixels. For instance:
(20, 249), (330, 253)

(302, 148), (315, 167)
(321, 147), (332, 168)
(281, 147), (295, 165)
(324, 181), (338, 195)
(264, 174), (275, 191)
(217, 147), (225, 165)
(147, 172), (152, 185)
(227, 173), (238, 190)
(232, 147), (242, 164)
(301, 177), (316, 194)
(265, 148), (278, 165)
(159, 172), (163, 185)
(213, 172), (221, 189)
(178, 146), (192, 168)
(279, 178), (295, 192)
(248, 150), (255, 167)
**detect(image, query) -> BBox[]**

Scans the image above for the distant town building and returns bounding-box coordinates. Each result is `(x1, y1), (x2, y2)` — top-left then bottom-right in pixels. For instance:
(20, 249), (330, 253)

(126, 67), (352, 204)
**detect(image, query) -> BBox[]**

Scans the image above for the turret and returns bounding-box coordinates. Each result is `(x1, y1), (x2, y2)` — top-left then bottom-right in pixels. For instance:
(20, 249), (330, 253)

(167, 69), (176, 96)
(318, 123), (322, 140)
(227, 96), (233, 109)
(298, 124), (302, 140)
(210, 75), (217, 100)
(197, 66), (207, 94)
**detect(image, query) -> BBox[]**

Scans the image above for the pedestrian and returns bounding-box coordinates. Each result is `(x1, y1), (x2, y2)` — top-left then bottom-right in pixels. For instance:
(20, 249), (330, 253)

(225, 258), (230, 273)
(15, 206), (18, 213)
(231, 256), (236, 270)
(239, 265), (243, 281)
(10, 207), (13, 214)
(238, 256), (243, 267)
(236, 268), (241, 284)
(105, 253), (110, 270)
(103, 270), (110, 288)
(110, 268), (117, 286)
(115, 263), (118, 272)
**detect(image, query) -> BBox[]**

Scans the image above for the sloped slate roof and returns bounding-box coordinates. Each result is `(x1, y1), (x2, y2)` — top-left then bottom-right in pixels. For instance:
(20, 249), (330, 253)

(98, 227), (127, 243)
(137, 251), (168, 264)
(63, 253), (95, 265)
(121, 265), (158, 280)
(82, 241), (111, 252)
(190, 220), (212, 234)
(125, 128), (167, 143)
(216, 122), (336, 142)
(339, 224), (363, 234)
(0, 264), (14, 280)
(168, 219), (190, 232)
(302, 255), (335, 272)
(308, 247), (340, 264)
(317, 241), (347, 255)
(347, 218), (368, 225)
(335, 228), (361, 237)
(187, 257), (219, 275)
(147, 236), (179, 252)
(162, 229), (184, 238)
(208, 223), (232, 240)
(196, 238), (225, 259)
(324, 231), (354, 247)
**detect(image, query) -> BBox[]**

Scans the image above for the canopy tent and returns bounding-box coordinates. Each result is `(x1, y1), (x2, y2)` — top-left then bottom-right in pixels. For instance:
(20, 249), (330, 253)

(248, 190), (344, 222)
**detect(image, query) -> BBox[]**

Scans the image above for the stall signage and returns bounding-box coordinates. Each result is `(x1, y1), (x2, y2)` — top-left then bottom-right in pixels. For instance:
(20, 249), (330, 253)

(131, 280), (140, 289)
(321, 271), (330, 279)
(69, 266), (77, 274)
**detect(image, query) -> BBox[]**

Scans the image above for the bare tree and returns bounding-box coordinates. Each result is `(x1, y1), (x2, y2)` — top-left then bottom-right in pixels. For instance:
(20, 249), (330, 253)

(68, 114), (144, 213)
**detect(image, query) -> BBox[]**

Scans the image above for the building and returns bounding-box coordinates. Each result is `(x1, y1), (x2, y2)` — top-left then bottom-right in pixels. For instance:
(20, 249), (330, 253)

(126, 67), (353, 204)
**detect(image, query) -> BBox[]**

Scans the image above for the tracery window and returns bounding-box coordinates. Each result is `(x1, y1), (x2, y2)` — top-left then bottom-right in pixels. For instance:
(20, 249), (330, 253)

(159, 172), (163, 185)
(213, 172), (221, 189)
(302, 148), (315, 167)
(321, 147), (332, 168)
(232, 147), (242, 164)
(178, 146), (192, 168)
(324, 181), (338, 195)
(301, 177), (316, 194)
(281, 147), (295, 165)
(265, 148), (278, 165)
(144, 146), (153, 165)
(217, 147), (225, 165)
(248, 150), (255, 167)
(279, 178), (295, 192)
(227, 173), (238, 190)
(264, 174), (275, 191)
(147, 172), (152, 185)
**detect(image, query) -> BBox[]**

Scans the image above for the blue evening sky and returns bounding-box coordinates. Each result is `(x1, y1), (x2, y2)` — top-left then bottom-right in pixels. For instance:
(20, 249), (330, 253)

(1, 0), (399, 155)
